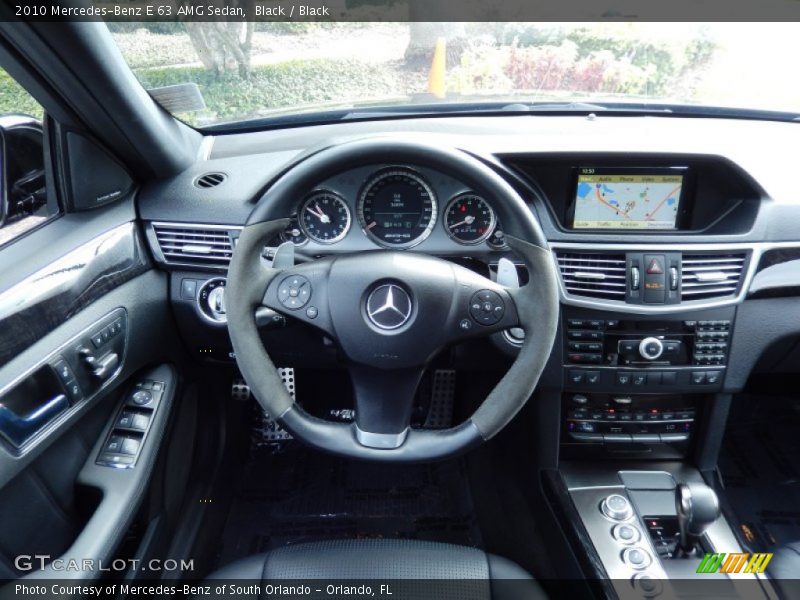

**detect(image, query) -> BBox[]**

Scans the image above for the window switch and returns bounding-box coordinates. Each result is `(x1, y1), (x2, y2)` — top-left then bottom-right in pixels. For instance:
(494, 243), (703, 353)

(132, 414), (150, 431)
(105, 435), (124, 454)
(120, 437), (140, 456)
(118, 411), (134, 429)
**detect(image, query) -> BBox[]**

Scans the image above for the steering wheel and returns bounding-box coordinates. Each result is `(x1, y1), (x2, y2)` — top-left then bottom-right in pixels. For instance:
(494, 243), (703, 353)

(226, 139), (559, 462)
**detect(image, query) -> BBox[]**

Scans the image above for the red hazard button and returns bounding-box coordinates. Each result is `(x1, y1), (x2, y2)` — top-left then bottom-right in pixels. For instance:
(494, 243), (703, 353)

(646, 258), (664, 274)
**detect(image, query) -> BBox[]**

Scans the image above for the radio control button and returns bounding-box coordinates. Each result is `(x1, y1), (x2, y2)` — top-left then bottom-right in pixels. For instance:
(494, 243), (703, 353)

(639, 337), (664, 360)
(662, 341), (681, 355)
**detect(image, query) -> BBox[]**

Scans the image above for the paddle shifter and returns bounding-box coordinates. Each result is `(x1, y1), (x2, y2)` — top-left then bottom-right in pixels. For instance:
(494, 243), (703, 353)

(675, 482), (721, 556)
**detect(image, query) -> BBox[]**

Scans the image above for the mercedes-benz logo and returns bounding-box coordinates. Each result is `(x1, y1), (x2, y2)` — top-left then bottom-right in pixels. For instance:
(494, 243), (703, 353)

(366, 284), (413, 330)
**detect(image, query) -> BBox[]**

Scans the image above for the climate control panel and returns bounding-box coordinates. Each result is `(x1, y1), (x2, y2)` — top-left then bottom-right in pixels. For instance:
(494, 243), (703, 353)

(563, 391), (698, 453)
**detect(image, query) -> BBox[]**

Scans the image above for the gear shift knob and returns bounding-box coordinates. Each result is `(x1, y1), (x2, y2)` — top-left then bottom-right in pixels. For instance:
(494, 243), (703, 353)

(676, 483), (721, 554)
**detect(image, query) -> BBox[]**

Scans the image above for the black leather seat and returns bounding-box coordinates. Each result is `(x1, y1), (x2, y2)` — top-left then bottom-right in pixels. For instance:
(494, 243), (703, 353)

(207, 539), (546, 599)
(768, 541), (800, 599)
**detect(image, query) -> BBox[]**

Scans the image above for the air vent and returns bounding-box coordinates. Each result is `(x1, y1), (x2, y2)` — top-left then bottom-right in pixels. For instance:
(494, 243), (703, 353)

(153, 223), (235, 268)
(194, 172), (226, 188)
(556, 251), (627, 300)
(681, 253), (747, 301)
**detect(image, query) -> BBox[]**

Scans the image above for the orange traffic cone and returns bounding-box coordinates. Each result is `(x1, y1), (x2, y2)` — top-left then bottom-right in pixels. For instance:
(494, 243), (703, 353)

(427, 37), (446, 99)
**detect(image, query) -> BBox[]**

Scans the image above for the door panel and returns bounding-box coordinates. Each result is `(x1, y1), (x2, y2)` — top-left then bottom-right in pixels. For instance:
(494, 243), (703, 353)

(0, 222), (148, 367)
(0, 210), (180, 580)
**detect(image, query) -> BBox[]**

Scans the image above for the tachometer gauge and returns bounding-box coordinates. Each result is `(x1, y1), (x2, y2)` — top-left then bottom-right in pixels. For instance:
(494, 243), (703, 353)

(358, 168), (437, 249)
(299, 191), (351, 244)
(444, 193), (496, 245)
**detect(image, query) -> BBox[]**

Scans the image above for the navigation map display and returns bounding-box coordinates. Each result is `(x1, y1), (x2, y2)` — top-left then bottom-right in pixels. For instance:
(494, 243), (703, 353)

(571, 169), (685, 230)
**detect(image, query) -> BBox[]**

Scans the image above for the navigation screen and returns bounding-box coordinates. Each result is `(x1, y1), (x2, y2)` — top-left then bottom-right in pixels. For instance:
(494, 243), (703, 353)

(572, 170), (684, 230)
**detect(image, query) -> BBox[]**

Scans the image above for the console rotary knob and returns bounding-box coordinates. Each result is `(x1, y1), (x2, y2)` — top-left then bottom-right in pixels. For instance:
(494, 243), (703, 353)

(601, 494), (633, 521)
(639, 337), (664, 360)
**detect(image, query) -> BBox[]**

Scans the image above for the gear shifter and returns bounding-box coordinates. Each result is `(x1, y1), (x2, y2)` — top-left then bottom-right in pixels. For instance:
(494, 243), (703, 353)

(675, 483), (721, 556)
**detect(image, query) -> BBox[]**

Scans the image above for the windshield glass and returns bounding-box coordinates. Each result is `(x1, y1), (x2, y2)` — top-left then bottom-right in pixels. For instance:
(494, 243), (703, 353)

(109, 22), (800, 127)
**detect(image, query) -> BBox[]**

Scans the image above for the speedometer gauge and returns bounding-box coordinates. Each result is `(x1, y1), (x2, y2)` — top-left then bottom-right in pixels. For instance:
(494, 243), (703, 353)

(444, 193), (496, 245)
(358, 168), (437, 249)
(299, 191), (351, 244)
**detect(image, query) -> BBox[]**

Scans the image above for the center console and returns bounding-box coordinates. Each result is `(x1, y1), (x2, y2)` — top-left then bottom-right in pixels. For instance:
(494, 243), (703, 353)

(559, 464), (771, 599)
(561, 306), (735, 458)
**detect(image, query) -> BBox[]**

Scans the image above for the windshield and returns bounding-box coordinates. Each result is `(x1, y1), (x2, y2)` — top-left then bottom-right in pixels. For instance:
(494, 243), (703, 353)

(109, 22), (800, 127)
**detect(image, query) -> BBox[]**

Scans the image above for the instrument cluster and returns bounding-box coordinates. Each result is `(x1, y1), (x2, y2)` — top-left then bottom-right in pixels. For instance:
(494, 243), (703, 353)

(276, 165), (507, 251)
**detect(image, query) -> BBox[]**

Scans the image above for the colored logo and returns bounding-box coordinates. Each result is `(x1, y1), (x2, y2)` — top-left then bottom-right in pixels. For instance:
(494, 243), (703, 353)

(696, 552), (773, 574)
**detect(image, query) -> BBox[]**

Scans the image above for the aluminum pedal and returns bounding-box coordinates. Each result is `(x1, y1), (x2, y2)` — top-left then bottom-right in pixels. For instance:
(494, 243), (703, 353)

(240, 368), (295, 447)
(424, 369), (456, 429)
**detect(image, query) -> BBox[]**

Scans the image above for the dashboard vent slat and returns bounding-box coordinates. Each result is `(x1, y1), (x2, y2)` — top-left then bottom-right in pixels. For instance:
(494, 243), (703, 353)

(194, 172), (227, 188)
(680, 252), (747, 301)
(556, 251), (627, 300)
(153, 223), (236, 269)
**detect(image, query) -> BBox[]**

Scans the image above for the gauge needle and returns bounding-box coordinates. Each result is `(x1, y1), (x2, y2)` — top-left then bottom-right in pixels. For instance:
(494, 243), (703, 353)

(307, 203), (331, 224)
(449, 215), (476, 229)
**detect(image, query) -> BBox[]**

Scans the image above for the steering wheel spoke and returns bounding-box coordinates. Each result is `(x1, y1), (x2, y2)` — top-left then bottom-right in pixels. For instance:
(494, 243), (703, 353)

(349, 365), (423, 449)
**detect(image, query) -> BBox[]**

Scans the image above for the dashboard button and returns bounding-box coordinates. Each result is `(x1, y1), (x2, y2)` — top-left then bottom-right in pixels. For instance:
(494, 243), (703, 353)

(569, 432), (603, 442)
(569, 353), (601, 364)
(616, 372), (632, 386)
(568, 370), (585, 385)
(647, 372), (662, 385)
(706, 371), (722, 384)
(604, 433), (633, 443)
(180, 278), (197, 300)
(661, 371), (677, 386)
(632, 373), (647, 386)
(568, 330), (603, 341)
(691, 371), (707, 385)
(585, 371), (601, 385)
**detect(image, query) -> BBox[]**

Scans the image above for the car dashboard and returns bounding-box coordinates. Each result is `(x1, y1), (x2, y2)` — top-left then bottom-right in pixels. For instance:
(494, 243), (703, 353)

(138, 113), (800, 450)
